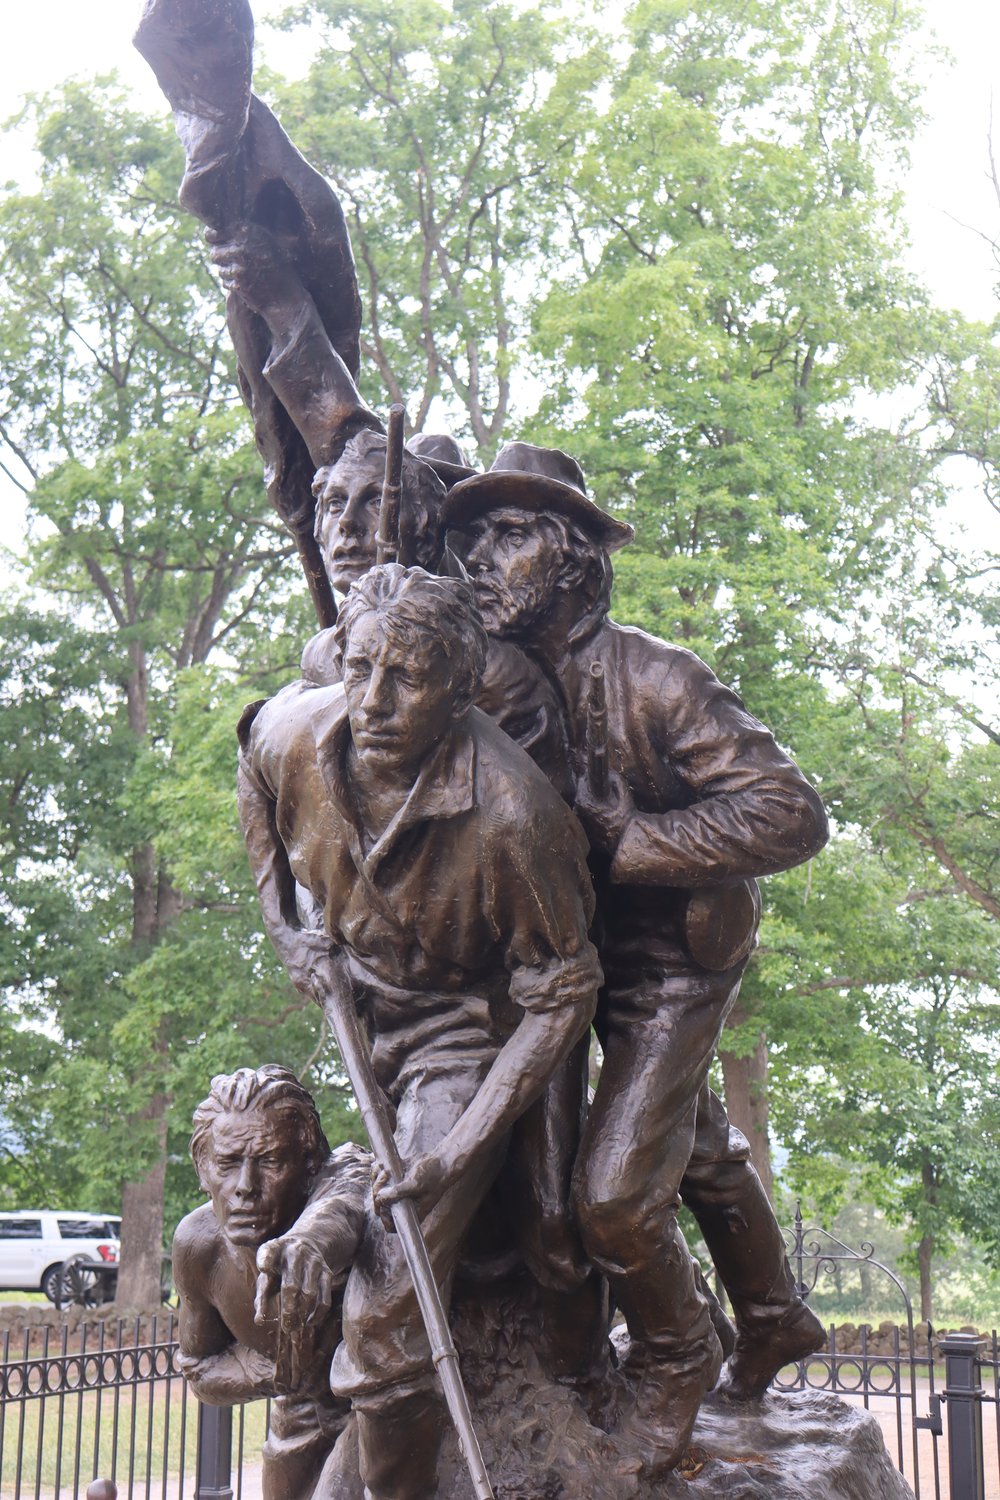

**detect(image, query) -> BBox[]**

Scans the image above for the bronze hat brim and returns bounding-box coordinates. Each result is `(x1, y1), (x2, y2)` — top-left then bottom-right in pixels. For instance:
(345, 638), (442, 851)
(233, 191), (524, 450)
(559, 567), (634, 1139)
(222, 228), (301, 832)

(441, 470), (633, 551)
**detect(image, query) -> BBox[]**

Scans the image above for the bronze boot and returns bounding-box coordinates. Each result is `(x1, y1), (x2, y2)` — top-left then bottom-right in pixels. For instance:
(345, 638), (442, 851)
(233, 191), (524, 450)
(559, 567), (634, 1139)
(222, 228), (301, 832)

(684, 1162), (824, 1399)
(612, 1242), (723, 1478)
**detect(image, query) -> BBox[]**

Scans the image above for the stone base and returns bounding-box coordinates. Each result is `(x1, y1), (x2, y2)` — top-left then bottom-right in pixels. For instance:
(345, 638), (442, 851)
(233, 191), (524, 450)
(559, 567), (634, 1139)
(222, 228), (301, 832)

(673, 1391), (916, 1499)
(320, 1390), (914, 1499)
(316, 1270), (914, 1499)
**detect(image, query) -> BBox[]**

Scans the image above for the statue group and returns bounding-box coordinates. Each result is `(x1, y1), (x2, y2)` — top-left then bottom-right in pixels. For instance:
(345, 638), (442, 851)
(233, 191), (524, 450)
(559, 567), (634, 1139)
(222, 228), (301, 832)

(134, 3), (909, 1497)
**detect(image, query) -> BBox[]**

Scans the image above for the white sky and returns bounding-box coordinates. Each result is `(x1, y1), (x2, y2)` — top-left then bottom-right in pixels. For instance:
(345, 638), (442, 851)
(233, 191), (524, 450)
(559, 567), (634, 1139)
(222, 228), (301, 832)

(2, 0), (998, 318)
(0, 0), (998, 554)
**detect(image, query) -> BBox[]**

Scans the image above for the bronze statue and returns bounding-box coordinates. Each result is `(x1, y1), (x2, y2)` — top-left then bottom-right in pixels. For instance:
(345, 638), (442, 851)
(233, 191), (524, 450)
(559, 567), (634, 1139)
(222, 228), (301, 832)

(173, 1066), (369, 1499)
(441, 442), (830, 1471)
(236, 565), (601, 1498)
(140, 1), (844, 1490)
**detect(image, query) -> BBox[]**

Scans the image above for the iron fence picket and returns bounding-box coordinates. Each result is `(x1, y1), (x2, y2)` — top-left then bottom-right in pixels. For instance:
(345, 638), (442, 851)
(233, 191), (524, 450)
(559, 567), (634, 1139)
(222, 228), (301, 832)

(236, 1401), (245, 1500)
(93, 1318), (104, 1489)
(33, 1325), (47, 1500)
(178, 1353), (190, 1499)
(15, 1325), (30, 1500)
(144, 1316), (156, 1499)
(161, 1314), (172, 1500)
(109, 1318), (122, 1491)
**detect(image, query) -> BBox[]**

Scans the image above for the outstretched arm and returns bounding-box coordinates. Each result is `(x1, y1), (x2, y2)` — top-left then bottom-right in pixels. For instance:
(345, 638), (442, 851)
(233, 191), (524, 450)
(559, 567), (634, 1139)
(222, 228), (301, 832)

(211, 223), (382, 470)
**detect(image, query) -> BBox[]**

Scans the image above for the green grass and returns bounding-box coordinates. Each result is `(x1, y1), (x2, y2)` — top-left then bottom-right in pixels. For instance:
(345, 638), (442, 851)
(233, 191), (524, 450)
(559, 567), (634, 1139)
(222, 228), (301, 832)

(0, 1382), (267, 1494)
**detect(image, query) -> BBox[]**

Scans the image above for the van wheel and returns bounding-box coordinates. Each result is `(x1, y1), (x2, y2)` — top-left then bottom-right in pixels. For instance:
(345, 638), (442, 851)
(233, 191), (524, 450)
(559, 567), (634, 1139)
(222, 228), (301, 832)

(41, 1264), (65, 1303)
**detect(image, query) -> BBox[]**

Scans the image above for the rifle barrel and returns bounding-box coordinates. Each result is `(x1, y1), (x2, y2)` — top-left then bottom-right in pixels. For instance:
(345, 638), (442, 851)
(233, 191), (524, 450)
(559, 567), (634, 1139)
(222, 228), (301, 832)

(587, 661), (608, 798)
(323, 968), (495, 1500)
(376, 404), (406, 565)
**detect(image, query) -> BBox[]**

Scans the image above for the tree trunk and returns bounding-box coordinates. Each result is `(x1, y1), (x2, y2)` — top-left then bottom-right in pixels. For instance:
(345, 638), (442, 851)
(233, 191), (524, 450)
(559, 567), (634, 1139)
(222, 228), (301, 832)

(115, 1093), (168, 1309)
(720, 1004), (774, 1203)
(917, 1233), (934, 1323)
(917, 1157), (938, 1322)
(115, 835), (181, 1309)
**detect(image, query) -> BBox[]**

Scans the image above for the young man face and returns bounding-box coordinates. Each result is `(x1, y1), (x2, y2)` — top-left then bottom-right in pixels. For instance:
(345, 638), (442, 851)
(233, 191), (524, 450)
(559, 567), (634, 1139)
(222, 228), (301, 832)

(341, 612), (464, 779)
(314, 448), (385, 594)
(459, 507), (566, 638)
(199, 1111), (310, 1250)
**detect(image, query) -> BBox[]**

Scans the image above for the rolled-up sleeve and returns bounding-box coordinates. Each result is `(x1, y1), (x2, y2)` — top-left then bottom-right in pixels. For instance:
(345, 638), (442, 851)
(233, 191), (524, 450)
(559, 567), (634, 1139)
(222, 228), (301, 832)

(492, 803), (602, 1020)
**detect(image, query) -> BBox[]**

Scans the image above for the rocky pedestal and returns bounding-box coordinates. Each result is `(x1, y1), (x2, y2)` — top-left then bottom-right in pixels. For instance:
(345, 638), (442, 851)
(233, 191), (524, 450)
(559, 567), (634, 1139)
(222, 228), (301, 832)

(320, 1280), (915, 1500)
(674, 1391), (916, 1500)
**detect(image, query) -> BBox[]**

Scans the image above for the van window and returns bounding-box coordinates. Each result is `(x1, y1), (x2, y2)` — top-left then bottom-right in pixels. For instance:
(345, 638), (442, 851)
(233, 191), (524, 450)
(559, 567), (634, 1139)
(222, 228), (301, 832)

(0, 1219), (43, 1238)
(57, 1219), (110, 1239)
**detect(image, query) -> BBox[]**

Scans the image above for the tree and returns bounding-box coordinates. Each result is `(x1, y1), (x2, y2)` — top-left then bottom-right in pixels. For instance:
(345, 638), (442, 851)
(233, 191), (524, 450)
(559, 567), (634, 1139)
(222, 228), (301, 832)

(0, 83), (345, 1302)
(523, 0), (1000, 1241)
(266, 0), (592, 453)
(268, 0), (1000, 1287)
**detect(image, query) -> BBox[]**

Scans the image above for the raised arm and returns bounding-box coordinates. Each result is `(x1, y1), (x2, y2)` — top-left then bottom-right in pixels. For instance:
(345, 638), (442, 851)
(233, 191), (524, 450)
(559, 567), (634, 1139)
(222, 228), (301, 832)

(211, 223), (382, 470)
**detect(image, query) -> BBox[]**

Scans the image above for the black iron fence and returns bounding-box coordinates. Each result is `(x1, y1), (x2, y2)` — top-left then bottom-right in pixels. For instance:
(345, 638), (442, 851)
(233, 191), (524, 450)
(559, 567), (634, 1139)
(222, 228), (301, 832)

(772, 1209), (1000, 1500)
(0, 1312), (272, 1500)
(2, 1219), (999, 1498)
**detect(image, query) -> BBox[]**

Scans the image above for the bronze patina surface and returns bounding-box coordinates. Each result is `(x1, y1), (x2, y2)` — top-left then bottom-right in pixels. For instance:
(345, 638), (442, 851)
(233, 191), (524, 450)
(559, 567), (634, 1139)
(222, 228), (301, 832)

(136, 3), (852, 1494)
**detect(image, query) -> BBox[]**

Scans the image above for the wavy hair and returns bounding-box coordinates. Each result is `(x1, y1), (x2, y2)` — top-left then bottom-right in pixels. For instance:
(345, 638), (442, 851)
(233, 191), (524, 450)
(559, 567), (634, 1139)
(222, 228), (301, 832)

(190, 1065), (329, 1185)
(332, 563), (488, 710)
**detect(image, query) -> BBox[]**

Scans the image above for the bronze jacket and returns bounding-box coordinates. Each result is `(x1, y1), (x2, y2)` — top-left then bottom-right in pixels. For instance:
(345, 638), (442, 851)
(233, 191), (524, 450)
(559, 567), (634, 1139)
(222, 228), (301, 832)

(546, 616), (829, 972)
(239, 684), (600, 1090)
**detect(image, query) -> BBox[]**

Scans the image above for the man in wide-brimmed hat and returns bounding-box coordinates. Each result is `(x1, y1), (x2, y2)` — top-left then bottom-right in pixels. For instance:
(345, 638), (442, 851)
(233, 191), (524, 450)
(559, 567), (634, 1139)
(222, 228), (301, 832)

(443, 441), (830, 1479)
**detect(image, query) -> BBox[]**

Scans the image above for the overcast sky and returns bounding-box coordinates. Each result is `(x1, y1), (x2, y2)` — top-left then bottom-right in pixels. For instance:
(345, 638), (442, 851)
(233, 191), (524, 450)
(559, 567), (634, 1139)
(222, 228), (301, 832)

(3, 0), (998, 309)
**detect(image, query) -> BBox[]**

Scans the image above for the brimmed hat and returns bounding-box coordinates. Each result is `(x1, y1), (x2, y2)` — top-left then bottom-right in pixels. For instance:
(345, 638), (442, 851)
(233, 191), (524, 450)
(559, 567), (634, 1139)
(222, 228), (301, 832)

(441, 441), (633, 551)
(405, 432), (478, 486)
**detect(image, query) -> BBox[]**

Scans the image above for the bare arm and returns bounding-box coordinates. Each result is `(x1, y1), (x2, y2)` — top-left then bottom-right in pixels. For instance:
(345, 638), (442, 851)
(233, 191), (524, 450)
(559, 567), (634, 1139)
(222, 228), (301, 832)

(173, 1218), (279, 1406)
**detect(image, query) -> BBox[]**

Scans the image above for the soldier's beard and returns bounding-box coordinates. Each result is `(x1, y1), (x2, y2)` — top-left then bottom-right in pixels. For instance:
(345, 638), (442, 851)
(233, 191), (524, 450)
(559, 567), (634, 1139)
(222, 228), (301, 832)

(473, 574), (557, 639)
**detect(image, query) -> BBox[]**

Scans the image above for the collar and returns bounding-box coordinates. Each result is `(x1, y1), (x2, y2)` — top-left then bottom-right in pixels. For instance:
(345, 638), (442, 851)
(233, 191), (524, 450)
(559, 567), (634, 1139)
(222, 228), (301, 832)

(316, 701), (476, 881)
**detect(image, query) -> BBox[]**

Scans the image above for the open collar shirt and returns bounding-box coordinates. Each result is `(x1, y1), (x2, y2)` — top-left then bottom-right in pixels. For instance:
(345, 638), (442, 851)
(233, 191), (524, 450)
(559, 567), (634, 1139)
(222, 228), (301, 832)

(241, 683), (599, 1089)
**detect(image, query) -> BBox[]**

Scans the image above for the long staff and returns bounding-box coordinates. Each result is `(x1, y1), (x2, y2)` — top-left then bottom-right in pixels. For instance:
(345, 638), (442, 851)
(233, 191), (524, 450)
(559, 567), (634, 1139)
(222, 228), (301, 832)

(322, 968), (496, 1500)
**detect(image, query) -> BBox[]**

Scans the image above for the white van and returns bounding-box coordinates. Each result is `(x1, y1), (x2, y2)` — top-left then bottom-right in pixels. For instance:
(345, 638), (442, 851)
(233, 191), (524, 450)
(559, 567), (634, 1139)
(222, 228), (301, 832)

(0, 1211), (121, 1301)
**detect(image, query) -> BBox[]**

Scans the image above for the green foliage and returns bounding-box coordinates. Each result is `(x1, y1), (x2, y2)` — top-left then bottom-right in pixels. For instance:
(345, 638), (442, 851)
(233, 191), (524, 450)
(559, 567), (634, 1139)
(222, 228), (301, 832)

(267, 0), (591, 450)
(0, 86), (352, 1259)
(1, 0), (997, 1308)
